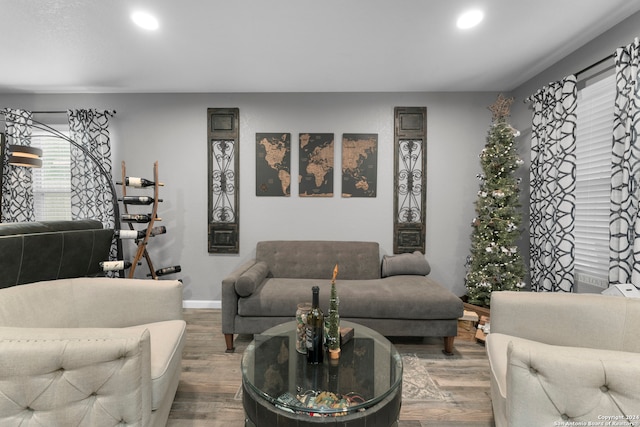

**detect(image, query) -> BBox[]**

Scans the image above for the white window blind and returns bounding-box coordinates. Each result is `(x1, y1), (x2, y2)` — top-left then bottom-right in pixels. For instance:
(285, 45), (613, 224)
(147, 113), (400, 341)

(31, 128), (72, 221)
(574, 73), (615, 289)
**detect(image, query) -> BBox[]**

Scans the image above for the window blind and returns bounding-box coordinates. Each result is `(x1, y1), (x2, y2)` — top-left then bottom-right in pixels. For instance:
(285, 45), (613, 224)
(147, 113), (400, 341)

(574, 73), (615, 289)
(31, 129), (72, 221)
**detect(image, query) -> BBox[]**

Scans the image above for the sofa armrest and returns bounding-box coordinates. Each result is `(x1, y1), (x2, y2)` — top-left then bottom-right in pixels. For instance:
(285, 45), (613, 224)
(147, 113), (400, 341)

(0, 326), (152, 426)
(507, 340), (640, 426)
(235, 261), (269, 297)
(381, 251), (431, 277)
(221, 259), (258, 334)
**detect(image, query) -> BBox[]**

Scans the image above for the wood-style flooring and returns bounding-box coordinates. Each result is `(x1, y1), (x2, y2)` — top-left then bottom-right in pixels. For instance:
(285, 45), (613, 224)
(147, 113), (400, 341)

(167, 309), (495, 427)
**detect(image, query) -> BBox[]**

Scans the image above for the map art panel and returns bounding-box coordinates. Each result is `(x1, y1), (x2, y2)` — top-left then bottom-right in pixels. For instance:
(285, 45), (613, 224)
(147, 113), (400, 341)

(342, 133), (378, 198)
(299, 133), (334, 197)
(256, 133), (291, 196)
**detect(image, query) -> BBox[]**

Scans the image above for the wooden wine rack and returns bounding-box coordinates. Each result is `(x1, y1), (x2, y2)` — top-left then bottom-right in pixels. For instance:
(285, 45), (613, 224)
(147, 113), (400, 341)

(120, 161), (161, 279)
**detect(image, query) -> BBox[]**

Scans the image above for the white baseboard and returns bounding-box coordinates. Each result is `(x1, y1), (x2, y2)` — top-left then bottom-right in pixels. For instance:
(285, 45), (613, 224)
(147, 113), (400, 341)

(183, 300), (221, 309)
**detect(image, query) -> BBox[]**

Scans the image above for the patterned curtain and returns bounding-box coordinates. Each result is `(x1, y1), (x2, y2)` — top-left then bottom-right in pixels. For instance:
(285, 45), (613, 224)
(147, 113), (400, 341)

(610, 38), (640, 287)
(68, 109), (117, 261)
(528, 76), (578, 292)
(1, 109), (35, 223)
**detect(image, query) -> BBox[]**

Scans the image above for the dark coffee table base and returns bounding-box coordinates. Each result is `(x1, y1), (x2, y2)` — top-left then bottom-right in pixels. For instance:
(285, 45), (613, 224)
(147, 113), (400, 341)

(243, 382), (401, 427)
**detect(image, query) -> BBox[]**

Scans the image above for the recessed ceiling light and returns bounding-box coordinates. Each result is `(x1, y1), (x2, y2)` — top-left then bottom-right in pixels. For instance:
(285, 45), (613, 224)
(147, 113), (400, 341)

(131, 11), (159, 31)
(457, 9), (484, 29)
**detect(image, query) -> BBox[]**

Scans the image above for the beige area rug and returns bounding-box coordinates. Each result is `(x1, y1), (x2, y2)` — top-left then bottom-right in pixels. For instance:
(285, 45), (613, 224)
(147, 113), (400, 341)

(235, 353), (450, 402)
(400, 353), (450, 402)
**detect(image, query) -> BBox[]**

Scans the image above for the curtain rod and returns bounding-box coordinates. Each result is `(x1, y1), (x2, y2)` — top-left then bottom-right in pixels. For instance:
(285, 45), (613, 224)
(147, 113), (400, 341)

(524, 51), (617, 104)
(575, 53), (615, 77)
(29, 110), (117, 115)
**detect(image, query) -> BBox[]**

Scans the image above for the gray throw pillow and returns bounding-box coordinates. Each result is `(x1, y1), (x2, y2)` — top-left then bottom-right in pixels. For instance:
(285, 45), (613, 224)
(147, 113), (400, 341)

(381, 251), (431, 277)
(235, 261), (270, 297)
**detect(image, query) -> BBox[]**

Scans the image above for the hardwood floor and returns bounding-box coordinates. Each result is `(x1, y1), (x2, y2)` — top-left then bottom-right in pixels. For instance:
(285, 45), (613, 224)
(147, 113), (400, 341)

(167, 309), (495, 427)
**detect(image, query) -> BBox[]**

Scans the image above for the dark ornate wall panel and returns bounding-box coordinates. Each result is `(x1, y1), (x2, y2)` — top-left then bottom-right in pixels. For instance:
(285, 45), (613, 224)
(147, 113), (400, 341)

(393, 107), (427, 254)
(207, 108), (240, 254)
(0, 133), (4, 212)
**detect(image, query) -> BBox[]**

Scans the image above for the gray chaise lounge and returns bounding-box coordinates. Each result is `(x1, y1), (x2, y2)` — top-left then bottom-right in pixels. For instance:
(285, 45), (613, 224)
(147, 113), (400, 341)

(222, 240), (463, 354)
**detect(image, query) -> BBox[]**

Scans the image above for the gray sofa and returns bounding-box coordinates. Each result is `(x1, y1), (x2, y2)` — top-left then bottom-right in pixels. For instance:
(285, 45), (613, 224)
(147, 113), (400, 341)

(222, 240), (463, 354)
(487, 291), (640, 427)
(0, 220), (186, 427)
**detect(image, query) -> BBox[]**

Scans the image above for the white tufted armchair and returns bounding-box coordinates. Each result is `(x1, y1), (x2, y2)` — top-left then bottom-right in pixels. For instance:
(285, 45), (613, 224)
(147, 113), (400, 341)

(0, 277), (186, 427)
(486, 291), (640, 427)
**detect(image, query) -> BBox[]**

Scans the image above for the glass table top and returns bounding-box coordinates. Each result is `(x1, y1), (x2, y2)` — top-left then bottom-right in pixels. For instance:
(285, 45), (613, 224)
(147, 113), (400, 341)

(241, 320), (403, 416)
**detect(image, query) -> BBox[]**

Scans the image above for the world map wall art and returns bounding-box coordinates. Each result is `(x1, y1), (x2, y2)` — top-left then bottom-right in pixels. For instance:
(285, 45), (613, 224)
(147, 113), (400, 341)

(299, 133), (334, 197)
(255, 132), (378, 198)
(341, 133), (378, 198)
(256, 133), (292, 196)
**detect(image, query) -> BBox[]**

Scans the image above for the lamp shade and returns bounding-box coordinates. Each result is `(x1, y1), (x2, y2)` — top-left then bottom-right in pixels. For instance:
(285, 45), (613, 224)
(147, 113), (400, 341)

(8, 144), (43, 168)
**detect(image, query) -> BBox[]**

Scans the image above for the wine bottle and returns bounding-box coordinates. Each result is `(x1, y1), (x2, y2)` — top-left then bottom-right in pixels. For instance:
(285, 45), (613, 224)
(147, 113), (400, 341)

(149, 225), (167, 236)
(148, 265), (181, 277)
(306, 286), (324, 364)
(116, 177), (164, 188)
(114, 229), (146, 239)
(99, 260), (132, 271)
(120, 213), (161, 223)
(115, 226), (166, 239)
(118, 196), (163, 205)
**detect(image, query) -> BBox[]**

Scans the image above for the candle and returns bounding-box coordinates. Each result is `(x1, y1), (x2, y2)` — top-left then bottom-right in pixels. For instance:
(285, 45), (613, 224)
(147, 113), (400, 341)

(332, 263), (339, 283)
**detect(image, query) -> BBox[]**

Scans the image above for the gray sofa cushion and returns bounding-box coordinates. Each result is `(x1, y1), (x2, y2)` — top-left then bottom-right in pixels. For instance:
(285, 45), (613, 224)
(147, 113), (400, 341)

(256, 240), (381, 280)
(235, 261), (270, 297)
(381, 251), (431, 277)
(238, 276), (462, 320)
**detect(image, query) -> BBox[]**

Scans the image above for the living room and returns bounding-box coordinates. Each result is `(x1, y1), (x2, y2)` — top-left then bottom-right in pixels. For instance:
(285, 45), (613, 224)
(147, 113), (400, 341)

(2, 2), (640, 426)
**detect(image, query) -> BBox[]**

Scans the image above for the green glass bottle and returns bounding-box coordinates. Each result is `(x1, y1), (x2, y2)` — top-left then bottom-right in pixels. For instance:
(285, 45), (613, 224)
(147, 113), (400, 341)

(306, 286), (324, 364)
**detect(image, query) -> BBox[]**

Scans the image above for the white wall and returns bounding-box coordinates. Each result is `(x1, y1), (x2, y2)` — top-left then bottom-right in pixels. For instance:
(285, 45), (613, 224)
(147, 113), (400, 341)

(0, 91), (500, 303)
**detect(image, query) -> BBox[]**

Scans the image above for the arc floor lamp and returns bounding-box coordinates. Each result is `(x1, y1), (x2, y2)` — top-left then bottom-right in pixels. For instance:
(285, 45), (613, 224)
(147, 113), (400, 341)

(0, 111), (123, 260)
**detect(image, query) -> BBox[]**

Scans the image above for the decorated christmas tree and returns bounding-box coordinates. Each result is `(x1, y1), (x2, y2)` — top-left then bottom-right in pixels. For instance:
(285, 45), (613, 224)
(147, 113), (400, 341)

(464, 95), (526, 308)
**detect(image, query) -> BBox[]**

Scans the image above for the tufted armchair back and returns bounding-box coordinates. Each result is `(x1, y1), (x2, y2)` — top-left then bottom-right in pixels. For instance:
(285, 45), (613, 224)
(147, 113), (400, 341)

(0, 278), (185, 427)
(0, 326), (152, 426)
(488, 291), (640, 426)
(490, 291), (640, 353)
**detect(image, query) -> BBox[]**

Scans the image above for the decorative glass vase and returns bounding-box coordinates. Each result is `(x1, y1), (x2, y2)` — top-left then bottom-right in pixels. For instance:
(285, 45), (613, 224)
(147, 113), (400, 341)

(295, 302), (312, 354)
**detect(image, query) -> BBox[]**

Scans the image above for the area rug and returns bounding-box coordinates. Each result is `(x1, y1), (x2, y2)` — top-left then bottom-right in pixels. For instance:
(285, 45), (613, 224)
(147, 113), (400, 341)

(400, 353), (449, 402)
(234, 353), (449, 402)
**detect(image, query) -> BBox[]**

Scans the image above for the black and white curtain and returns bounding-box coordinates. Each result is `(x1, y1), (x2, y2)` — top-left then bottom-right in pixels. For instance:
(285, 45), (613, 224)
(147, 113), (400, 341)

(610, 38), (640, 287)
(1, 109), (35, 223)
(68, 109), (118, 262)
(68, 109), (116, 228)
(528, 76), (578, 292)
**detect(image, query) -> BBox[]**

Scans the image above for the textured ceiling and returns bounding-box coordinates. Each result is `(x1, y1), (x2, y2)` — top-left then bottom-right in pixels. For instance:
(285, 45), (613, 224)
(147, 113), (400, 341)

(2, 0), (639, 94)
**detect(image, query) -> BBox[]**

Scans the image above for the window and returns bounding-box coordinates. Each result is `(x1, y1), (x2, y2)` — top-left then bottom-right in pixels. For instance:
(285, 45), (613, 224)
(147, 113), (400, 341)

(31, 127), (72, 221)
(574, 73), (616, 289)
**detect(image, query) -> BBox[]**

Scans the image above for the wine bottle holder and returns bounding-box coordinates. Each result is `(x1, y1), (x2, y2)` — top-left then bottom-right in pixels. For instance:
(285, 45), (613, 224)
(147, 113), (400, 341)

(118, 161), (180, 279)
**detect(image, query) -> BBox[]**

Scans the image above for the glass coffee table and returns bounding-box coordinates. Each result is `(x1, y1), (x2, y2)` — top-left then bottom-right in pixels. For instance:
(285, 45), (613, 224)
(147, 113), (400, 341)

(242, 320), (402, 427)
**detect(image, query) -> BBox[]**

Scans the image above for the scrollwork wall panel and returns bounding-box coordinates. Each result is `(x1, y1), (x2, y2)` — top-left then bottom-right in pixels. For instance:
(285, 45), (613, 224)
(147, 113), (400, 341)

(394, 107), (427, 254)
(208, 109), (240, 254)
